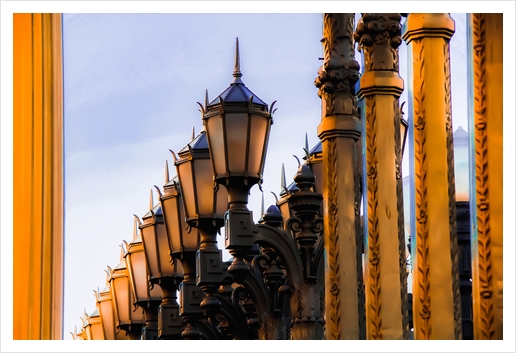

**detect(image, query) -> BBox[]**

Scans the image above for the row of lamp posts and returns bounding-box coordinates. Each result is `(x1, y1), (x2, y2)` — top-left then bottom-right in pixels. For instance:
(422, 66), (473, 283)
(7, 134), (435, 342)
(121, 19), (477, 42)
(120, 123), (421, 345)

(73, 37), (381, 340)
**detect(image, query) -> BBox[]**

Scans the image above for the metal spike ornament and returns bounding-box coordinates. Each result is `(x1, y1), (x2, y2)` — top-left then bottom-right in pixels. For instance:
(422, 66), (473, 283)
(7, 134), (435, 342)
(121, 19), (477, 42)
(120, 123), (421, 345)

(232, 37), (243, 84)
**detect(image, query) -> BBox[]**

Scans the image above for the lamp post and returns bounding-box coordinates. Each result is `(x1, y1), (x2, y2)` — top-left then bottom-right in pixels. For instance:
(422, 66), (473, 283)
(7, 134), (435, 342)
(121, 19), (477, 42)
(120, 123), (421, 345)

(173, 129), (228, 339)
(94, 279), (127, 340)
(201, 37), (274, 282)
(138, 188), (185, 340)
(109, 249), (145, 340)
(123, 218), (162, 340)
(76, 36), (411, 341)
(81, 308), (103, 340)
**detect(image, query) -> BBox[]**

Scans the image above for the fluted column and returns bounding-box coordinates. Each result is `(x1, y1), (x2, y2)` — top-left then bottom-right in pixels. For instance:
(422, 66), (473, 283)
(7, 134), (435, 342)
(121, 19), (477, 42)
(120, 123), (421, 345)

(467, 13), (503, 340)
(13, 13), (64, 340)
(355, 13), (409, 340)
(402, 14), (462, 340)
(315, 13), (365, 340)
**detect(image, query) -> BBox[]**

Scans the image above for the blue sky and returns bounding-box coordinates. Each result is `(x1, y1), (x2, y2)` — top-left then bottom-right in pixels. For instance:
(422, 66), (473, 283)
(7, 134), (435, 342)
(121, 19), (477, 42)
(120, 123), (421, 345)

(1, 1), (515, 351)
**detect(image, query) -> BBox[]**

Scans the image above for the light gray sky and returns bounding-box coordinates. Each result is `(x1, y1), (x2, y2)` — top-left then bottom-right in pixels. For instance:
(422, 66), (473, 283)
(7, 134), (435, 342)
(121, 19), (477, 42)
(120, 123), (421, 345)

(1, 1), (515, 351)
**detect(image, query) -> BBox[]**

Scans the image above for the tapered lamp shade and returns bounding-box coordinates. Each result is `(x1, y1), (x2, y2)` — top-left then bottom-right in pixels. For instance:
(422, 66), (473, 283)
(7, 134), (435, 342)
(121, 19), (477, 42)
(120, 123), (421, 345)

(174, 131), (228, 225)
(140, 203), (184, 281)
(83, 309), (104, 340)
(160, 177), (201, 256)
(109, 259), (145, 332)
(203, 102), (272, 185)
(307, 141), (323, 195)
(95, 285), (117, 340)
(202, 38), (273, 189)
(124, 235), (162, 305)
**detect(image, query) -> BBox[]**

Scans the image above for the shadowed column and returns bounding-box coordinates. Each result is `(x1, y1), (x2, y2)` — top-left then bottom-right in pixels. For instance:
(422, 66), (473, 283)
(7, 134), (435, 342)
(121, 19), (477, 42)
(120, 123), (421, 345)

(355, 13), (409, 340)
(315, 13), (365, 340)
(467, 13), (503, 340)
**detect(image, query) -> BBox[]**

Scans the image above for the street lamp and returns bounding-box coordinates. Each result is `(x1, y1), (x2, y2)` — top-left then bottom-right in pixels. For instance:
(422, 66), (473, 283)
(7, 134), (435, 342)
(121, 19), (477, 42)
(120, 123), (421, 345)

(201, 37), (275, 282)
(139, 188), (184, 339)
(172, 129), (228, 339)
(123, 218), (162, 340)
(109, 249), (145, 340)
(80, 309), (103, 340)
(94, 278), (126, 340)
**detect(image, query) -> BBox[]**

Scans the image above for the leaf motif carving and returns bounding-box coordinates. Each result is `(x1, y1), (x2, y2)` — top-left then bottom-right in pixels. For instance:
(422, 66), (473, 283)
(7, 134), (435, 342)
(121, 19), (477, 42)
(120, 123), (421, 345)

(472, 13), (495, 340)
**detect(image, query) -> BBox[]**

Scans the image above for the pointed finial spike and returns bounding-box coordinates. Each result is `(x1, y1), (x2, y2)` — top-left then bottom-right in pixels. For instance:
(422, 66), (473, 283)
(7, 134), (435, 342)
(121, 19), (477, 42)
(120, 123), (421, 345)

(281, 163), (286, 189)
(305, 133), (309, 152)
(149, 189), (154, 211)
(205, 89), (209, 107)
(232, 37), (243, 83)
(119, 244), (124, 262)
(164, 160), (170, 184)
(191, 126), (195, 141)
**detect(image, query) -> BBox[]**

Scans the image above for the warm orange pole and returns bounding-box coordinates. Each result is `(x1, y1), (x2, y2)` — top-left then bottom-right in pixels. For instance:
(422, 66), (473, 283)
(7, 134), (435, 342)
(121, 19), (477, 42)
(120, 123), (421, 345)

(13, 13), (64, 340)
(403, 13), (462, 340)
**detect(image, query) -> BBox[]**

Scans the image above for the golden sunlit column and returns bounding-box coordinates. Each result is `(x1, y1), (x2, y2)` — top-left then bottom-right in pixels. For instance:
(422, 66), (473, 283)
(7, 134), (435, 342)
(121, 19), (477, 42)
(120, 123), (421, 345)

(467, 13), (503, 340)
(402, 13), (462, 340)
(355, 13), (409, 340)
(13, 13), (64, 340)
(315, 13), (365, 340)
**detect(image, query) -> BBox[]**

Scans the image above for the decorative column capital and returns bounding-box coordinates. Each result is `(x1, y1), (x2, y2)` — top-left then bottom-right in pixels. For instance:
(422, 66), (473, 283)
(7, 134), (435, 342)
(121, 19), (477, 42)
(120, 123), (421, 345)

(315, 13), (360, 121)
(402, 13), (455, 44)
(355, 13), (403, 71)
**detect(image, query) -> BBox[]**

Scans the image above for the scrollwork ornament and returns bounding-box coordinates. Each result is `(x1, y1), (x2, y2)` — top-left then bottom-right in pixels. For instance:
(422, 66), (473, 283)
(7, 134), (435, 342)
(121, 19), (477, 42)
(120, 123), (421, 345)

(286, 216), (303, 238)
(311, 217), (324, 235)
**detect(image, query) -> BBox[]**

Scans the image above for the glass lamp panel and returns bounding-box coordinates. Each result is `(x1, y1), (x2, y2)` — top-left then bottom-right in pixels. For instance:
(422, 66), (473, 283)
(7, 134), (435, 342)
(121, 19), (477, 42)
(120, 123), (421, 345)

(177, 161), (196, 219)
(125, 248), (149, 302)
(225, 113), (248, 174)
(278, 199), (291, 228)
(149, 276), (162, 299)
(157, 223), (174, 277)
(112, 274), (130, 326)
(97, 297), (116, 340)
(215, 181), (229, 217)
(311, 162), (323, 195)
(206, 116), (227, 178)
(184, 226), (201, 252)
(193, 158), (216, 216)
(84, 325), (92, 340)
(141, 225), (159, 279)
(247, 114), (269, 178)
(90, 319), (104, 340)
(162, 196), (182, 255)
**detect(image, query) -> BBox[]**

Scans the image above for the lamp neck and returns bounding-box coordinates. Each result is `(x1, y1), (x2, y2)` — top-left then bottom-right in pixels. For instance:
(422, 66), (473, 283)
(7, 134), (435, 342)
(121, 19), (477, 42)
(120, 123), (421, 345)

(179, 252), (197, 283)
(224, 178), (256, 211)
(196, 219), (221, 251)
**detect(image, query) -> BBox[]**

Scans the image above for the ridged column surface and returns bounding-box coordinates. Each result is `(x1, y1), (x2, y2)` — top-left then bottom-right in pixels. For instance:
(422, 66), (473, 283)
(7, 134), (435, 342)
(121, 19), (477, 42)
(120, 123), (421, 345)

(13, 13), (64, 340)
